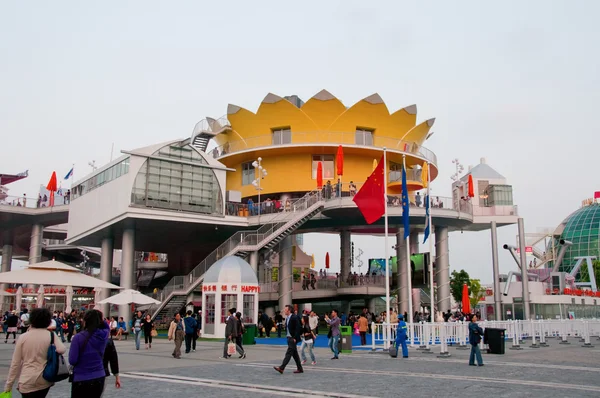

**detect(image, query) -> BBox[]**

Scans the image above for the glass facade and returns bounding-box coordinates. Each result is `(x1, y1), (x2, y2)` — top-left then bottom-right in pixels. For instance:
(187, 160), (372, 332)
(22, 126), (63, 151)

(241, 161), (254, 186)
(72, 158), (130, 200)
(220, 294), (237, 322)
(484, 184), (513, 206)
(552, 204), (600, 274)
(131, 144), (222, 215)
(311, 154), (334, 180)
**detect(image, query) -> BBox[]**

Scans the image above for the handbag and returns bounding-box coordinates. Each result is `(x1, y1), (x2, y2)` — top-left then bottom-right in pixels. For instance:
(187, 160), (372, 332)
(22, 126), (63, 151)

(0, 391), (12, 398)
(43, 332), (70, 382)
(227, 339), (237, 355)
(151, 329), (158, 337)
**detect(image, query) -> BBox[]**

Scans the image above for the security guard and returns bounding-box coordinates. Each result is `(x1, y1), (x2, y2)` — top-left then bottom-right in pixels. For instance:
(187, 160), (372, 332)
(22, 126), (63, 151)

(395, 314), (408, 358)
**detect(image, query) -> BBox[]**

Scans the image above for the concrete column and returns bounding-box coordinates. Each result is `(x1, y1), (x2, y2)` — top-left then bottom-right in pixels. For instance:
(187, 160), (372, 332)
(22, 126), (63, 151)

(29, 224), (44, 264)
(249, 251), (258, 275)
(119, 228), (135, 328)
(99, 238), (114, 317)
(396, 227), (409, 315)
(264, 306), (275, 318)
(340, 230), (351, 283)
(1, 230), (14, 292)
(409, 230), (419, 255)
(517, 218), (531, 320)
(366, 297), (377, 314)
(435, 226), (451, 313)
(278, 235), (294, 311)
(490, 222), (502, 320)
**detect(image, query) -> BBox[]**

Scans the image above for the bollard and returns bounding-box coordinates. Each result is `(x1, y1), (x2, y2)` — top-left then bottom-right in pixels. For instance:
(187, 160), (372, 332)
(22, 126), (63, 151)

(582, 321), (594, 348)
(437, 323), (451, 358)
(371, 322), (376, 351)
(539, 322), (549, 347)
(530, 320), (539, 348)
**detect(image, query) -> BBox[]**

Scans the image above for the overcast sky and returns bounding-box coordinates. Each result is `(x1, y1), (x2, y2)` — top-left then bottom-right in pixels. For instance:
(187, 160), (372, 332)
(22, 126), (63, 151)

(1, 1), (598, 282)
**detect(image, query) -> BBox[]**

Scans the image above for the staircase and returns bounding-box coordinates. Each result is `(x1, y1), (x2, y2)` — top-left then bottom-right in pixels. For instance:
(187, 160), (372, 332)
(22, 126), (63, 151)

(190, 115), (231, 153)
(151, 191), (325, 322)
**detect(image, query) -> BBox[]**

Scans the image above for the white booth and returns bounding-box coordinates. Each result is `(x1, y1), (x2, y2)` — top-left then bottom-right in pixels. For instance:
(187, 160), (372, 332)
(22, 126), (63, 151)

(201, 256), (259, 338)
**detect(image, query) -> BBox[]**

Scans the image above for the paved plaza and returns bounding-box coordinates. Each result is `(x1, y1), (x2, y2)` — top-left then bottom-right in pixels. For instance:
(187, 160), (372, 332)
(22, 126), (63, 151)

(1, 337), (600, 397)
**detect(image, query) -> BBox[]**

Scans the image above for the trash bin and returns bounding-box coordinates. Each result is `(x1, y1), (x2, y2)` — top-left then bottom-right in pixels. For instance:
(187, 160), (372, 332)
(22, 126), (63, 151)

(243, 324), (257, 345)
(338, 326), (352, 354)
(485, 328), (506, 354)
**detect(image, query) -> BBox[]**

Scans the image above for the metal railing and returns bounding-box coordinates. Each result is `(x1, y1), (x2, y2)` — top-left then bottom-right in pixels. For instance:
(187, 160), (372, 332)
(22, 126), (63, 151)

(258, 275), (386, 293)
(211, 131), (438, 166)
(156, 189), (324, 303)
(0, 195), (69, 209)
(472, 205), (518, 217)
(192, 115), (231, 137)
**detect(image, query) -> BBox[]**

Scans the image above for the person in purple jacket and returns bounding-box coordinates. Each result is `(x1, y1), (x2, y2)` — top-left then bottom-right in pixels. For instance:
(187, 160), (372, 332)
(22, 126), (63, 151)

(69, 309), (109, 398)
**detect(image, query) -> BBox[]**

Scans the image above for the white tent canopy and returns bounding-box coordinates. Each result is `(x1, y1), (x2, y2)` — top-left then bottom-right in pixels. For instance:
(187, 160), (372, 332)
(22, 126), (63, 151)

(97, 289), (160, 306)
(0, 259), (121, 290)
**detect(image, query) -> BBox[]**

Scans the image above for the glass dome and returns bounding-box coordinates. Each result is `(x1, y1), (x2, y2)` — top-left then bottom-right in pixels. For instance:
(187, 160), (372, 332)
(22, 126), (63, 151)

(552, 203), (600, 273)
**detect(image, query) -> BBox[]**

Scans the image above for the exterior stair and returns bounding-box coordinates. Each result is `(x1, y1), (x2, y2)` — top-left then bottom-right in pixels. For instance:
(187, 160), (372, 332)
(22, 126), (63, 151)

(151, 190), (325, 322)
(190, 115), (231, 153)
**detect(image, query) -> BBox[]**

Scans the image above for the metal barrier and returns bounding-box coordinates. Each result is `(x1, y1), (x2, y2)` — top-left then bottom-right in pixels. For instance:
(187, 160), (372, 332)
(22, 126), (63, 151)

(370, 319), (600, 352)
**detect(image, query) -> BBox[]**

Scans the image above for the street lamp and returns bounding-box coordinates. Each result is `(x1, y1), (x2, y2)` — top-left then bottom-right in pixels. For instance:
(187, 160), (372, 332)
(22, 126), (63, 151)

(450, 158), (464, 181)
(251, 157), (267, 216)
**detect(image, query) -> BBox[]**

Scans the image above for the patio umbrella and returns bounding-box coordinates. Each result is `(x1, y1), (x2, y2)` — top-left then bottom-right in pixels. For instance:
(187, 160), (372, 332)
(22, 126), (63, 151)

(65, 286), (73, 314)
(46, 171), (58, 207)
(336, 145), (344, 177)
(462, 283), (471, 314)
(97, 289), (161, 306)
(467, 174), (474, 198)
(15, 286), (23, 311)
(0, 259), (121, 289)
(325, 252), (330, 269)
(94, 288), (103, 309)
(37, 285), (44, 308)
(316, 162), (323, 188)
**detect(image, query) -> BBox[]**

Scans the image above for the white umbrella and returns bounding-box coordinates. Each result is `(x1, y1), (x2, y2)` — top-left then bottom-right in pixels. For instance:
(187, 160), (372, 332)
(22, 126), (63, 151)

(37, 285), (44, 308)
(15, 286), (23, 312)
(65, 286), (73, 314)
(0, 259), (121, 290)
(97, 289), (161, 306)
(94, 288), (103, 309)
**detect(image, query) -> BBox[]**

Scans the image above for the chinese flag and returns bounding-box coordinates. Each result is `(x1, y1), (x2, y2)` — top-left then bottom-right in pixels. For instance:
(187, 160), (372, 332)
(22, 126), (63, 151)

(353, 155), (385, 224)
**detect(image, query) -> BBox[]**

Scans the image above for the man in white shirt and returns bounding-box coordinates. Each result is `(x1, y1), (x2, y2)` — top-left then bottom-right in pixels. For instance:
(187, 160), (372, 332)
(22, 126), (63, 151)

(20, 309), (30, 334)
(309, 311), (319, 335)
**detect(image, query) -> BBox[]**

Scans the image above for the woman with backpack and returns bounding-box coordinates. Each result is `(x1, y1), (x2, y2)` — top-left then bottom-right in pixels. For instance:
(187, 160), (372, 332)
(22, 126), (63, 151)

(4, 307), (66, 397)
(69, 309), (109, 397)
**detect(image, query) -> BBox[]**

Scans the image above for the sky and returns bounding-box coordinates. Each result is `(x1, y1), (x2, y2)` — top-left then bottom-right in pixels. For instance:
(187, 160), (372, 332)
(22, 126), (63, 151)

(1, 1), (599, 282)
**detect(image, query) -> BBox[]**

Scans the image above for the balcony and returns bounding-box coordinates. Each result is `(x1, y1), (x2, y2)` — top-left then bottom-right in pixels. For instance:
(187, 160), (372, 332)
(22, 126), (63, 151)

(210, 131), (437, 167)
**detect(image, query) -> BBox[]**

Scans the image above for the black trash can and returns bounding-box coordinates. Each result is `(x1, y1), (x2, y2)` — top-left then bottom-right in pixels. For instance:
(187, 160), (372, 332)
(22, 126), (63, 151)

(485, 328), (506, 354)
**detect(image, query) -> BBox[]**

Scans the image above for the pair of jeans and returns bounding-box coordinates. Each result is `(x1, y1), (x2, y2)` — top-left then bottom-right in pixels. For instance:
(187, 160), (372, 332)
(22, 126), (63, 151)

(185, 333), (195, 353)
(469, 344), (483, 365)
(300, 339), (315, 362)
(134, 329), (142, 350)
(328, 335), (340, 358)
(71, 376), (105, 398)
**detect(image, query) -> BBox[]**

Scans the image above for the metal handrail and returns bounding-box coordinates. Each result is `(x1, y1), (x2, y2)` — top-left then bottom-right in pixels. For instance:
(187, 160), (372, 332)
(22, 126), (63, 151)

(155, 189), (325, 314)
(191, 115), (231, 137)
(211, 131), (437, 166)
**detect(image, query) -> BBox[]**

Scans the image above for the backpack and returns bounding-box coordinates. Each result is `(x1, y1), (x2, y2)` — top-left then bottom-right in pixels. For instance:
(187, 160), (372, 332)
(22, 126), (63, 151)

(43, 332), (69, 382)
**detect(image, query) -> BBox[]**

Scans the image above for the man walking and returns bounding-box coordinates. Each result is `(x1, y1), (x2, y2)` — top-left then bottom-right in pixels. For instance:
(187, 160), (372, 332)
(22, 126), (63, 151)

(183, 310), (197, 353)
(325, 309), (341, 359)
(273, 304), (303, 374)
(395, 314), (408, 358)
(468, 314), (484, 366)
(222, 308), (244, 359)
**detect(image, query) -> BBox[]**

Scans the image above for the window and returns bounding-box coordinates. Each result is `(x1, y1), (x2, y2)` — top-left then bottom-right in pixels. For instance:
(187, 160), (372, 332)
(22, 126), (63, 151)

(272, 128), (292, 145)
(485, 184), (513, 206)
(311, 155), (334, 180)
(389, 162), (402, 183)
(205, 294), (215, 324)
(355, 128), (374, 146)
(242, 294), (255, 323)
(72, 157), (130, 200)
(220, 294), (237, 323)
(242, 162), (255, 186)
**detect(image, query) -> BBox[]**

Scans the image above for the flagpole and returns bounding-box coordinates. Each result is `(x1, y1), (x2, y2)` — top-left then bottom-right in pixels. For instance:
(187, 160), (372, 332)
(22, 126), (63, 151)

(403, 154), (413, 325)
(383, 147), (391, 349)
(427, 162), (435, 322)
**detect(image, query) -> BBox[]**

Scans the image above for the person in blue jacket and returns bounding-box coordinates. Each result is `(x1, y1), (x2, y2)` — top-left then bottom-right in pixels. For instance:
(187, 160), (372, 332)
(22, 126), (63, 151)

(183, 310), (198, 354)
(395, 314), (408, 358)
(468, 314), (484, 366)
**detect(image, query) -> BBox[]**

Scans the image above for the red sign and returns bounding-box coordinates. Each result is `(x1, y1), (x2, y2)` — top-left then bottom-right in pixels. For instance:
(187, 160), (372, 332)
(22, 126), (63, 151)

(202, 284), (259, 293)
(515, 247), (533, 254)
(6, 288), (80, 294)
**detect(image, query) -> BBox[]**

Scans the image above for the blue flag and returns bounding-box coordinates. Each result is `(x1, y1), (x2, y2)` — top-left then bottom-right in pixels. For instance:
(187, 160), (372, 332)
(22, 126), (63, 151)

(64, 168), (73, 180)
(423, 194), (430, 243)
(401, 166), (410, 239)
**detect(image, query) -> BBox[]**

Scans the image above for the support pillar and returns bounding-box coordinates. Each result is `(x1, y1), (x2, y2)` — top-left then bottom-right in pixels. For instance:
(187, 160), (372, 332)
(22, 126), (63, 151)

(490, 222), (502, 320)
(409, 230), (419, 255)
(119, 228), (135, 328)
(435, 226), (451, 313)
(340, 230), (351, 284)
(517, 218), (532, 320)
(396, 228), (409, 315)
(99, 238), (114, 317)
(366, 297), (377, 314)
(249, 251), (258, 275)
(29, 224), (43, 264)
(1, 230), (14, 292)
(278, 235), (293, 311)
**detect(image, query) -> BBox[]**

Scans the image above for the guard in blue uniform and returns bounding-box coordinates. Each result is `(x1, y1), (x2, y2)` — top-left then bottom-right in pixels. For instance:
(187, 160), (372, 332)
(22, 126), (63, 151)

(395, 314), (408, 358)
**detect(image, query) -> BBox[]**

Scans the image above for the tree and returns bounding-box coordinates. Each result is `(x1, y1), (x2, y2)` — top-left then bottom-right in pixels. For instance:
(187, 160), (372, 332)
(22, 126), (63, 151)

(469, 279), (485, 309)
(450, 269), (471, 305)
(579, 259), (600, 289)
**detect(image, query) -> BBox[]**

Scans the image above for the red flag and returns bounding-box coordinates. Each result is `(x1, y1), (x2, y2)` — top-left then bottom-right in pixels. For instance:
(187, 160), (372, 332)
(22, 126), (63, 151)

(468, 174), (474, 198)
(353, 155), (385, 224)
(594, 191), (600, 199)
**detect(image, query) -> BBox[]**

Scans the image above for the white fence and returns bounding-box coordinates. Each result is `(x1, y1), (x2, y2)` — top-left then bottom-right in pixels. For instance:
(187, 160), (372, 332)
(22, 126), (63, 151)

(371, 319), (600, 352)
